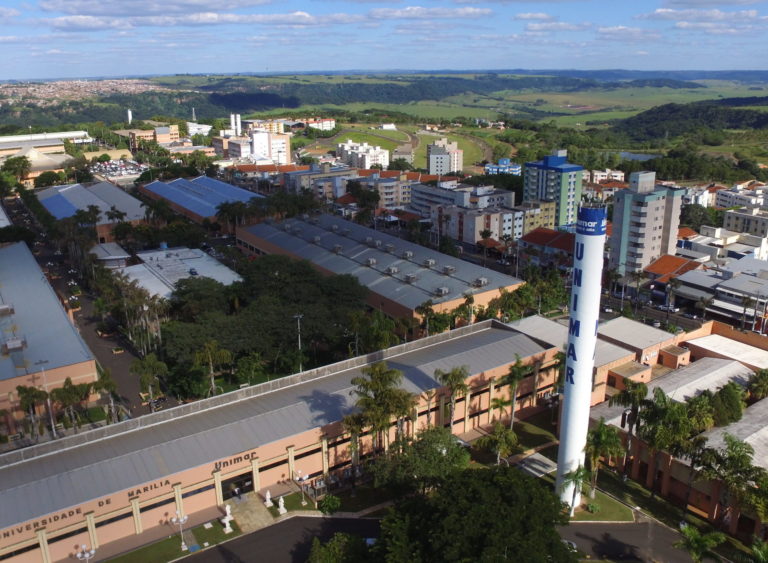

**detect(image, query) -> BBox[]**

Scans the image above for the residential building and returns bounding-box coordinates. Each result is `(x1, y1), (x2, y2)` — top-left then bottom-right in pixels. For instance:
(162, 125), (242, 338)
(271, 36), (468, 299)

(392, 144), (414, 165)
(678, 225), (768, 261)
(250, 131), (291, 165)
(589, 169), (625, 183)
(0, 242), (98, 425)
(283, 163), (355, 194)
(723, 207), (768, 237)
(305, 118), (336, 131)
(515, 200), (557, 234)
(236, 214), (524, 321)
(715, 187), (765, 209)
(523, 149), (583, 227)
(608, 171), (684, 275)
(226, 139), (252, 160)
(517, 228), (576, 273)
(434, 206), (522, 246)
(356, 171), (414, 208)
(37, 181), (146, 243)
(484, 158), (521, 176)
(427, 138), (463, 175)
(241, 119), (285, 134)
(337, 140), (389, 169)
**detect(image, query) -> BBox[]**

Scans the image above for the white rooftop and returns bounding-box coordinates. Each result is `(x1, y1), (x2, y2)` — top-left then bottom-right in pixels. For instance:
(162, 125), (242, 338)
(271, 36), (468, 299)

(0, 204), (10, 229)
(685, 334), (768, 370)
(598, 317), (673, 350)
(120, 247), (241, 299)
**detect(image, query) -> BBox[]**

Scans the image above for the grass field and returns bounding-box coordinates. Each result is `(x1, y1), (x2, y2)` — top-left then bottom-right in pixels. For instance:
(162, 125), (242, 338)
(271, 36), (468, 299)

(332, 131), (400, 152)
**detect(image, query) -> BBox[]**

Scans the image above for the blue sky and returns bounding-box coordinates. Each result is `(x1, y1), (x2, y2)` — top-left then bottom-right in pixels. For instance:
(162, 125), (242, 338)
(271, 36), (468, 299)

(1, 0), (766, 79)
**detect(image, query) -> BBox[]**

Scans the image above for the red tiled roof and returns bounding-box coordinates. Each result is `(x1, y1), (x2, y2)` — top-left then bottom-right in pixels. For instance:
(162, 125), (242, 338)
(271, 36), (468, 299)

(477, 238), (504, 250)
(357, 169), (402, 178)
(599, 181), (628, 188)
(678, 227), (698, 240)
(520, 228), (575, 253)
(644, 254), (701, 283)
(336, 193), (357, 205)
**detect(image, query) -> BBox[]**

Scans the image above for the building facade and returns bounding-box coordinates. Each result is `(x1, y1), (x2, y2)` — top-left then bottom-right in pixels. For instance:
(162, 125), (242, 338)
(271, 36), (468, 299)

(609, 171), (684, 275)
(523, 149), (583, 227)
(427, 138), (463, 175)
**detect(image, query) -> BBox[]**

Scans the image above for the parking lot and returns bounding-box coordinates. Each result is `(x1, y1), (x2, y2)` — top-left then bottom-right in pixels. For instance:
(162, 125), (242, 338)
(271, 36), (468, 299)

(89, 159), (149, 179)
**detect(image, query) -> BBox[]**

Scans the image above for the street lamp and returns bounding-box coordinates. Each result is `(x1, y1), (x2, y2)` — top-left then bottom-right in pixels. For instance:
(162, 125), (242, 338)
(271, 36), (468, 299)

(170, 510), (189, 551)
(296, 469), (308, 506)
(293, 313), (304, 372)
(76, 544), (96, 562)
(35, 360), (57, 439)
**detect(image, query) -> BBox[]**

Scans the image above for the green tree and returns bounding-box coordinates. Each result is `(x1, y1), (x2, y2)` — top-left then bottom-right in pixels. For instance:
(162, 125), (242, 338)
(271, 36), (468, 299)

(562, 465), (591, 517)
(608, 379), (648, 475)
(711, 382), (746, 427)
(34, 171), (63, 188)
(673, 524), (725, 563)
(476, 422), (518, 465)
(194, 339), (232, 397)
(434, 365), (469, 433)
(1, 156), (31, 182)
(16, 385), (46, 440)
(748, 370), (768, 402)
(308, 533), (370, 563)
(585, 418), (624, 498)
(374, 466), (574, 562)
(130, 353), (168, 410)
(317, 494), (341, 515)
(502, 354), (530, 430)
(350, 361), (404, 452)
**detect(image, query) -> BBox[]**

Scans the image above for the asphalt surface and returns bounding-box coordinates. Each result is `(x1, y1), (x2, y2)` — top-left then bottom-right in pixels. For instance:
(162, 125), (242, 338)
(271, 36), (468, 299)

(185, 517), (380, 563)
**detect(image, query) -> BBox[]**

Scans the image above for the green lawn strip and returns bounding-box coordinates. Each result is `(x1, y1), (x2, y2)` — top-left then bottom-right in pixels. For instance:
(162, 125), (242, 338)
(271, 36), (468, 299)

(335, 485), (392, 513)
(191, 519), (241, 547)
(105, 535), (184, 563)
(571, 488), (634, 522)
(267, 492), (317, 517)
(514, 417), (558, 450)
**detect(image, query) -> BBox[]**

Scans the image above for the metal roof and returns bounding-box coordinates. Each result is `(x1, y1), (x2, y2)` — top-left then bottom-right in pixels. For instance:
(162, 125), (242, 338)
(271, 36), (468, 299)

(143, 176), (261, 219)
(705, 398), (768, 466)
(598, 317), (673, 350)
(0, 321), (551, 529)
(685, 334), (768, 369)
(37, 181), (145, 223)
(507, 315), (633, 367)
(0, 243), (94, 382)
(239, 215), (524, 310)
(0, 204), (10, 229)
(591, 357), (753, 427)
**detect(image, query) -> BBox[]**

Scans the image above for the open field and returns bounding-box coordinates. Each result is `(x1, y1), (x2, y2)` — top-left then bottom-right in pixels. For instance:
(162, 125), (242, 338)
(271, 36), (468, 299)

(331, 131), (400, 152)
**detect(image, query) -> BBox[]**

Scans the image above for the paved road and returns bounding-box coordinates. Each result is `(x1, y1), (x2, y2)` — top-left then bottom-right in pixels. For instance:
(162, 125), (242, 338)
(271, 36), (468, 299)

(561, 520), (693, 563)
(185, 517), (380, 563)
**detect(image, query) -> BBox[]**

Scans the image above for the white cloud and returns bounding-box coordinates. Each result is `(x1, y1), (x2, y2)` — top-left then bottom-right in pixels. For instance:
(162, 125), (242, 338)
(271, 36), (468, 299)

(0, 7), (20, 19)
(513, 12), (553, 21)
(525, 21), (590, 32)
(370, 6), (490, 19)
(597, 26), (661, 42)
(639, 8), (758, 22)
(663, 0), (759, 6)
(39, 0), (269, 16)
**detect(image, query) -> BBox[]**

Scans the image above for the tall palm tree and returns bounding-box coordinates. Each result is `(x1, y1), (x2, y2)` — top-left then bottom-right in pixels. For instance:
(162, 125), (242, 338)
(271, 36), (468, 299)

(350, 361), (404, 452)
(16, 385), (46, 440)
(434, 366), (469, 433)
(130, 353), (168, 411)
(342, 412), (366, 470)
(502, 354), (530, 430)
(673, 525), (725, 563)
(608, 379), (648, 475)
(95, 367), (118, 423)
(490, 396), (512, 424)
(562, 465), (591, 517)
(585, 418), (625, 498)
(421, 389), (436, 428)
(415, 300), (435, 337)
(476, 422), (517, 465)
(194, 339), (232, 397)
(748, 370), (768, 402)
(670, 435), (712, 514)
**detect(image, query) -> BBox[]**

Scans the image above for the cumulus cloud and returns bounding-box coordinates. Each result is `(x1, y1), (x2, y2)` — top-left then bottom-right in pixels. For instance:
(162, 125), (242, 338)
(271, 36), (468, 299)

(597, 26), (661, 42)
(525, 21), (590, 32)
(0, 7), (20, 19)
(514, 13), (554, 21)
(639, 8), (759, 22)
(370, 6), (490, 19)
(39, 0), (269, 16)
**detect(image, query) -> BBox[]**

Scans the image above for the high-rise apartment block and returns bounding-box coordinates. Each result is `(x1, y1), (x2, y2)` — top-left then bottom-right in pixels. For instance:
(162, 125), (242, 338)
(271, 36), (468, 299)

(427, 138), (463, 175)
(609, 171), (684, 275)
(337, 140), (390, 169)
(523, 149), (583, 227)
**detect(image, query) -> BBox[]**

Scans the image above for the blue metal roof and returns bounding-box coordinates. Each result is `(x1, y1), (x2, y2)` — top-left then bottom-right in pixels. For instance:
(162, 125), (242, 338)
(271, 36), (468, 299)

(39, 193), (78, 220)
(143, 176), (260, 219)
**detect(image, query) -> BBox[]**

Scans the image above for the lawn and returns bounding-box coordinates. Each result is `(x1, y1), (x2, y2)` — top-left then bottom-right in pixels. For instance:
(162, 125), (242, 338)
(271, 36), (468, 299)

(335, 485), (392, 513)
(192, 519), (241, 547)
(106, 535), (184, 563)
(571, 488), (634, 522)
(267, 492), (316, 517)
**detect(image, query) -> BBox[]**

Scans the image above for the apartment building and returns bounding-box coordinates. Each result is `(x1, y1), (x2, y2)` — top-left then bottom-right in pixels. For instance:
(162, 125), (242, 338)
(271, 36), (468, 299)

(251, 131), (291, 165)
(337, 140), (390, 169)
(715, 187), (766, 209)
(435, 205), (523, 245)
(609, 171), (685, 275)
(484, 158), (521, 176)
(523, 149), (583, 227)
(723, 207), (768, 237)
(427, 138), (463, 175)
(306, 118), (336, 131)
(514, 200), (557, 235)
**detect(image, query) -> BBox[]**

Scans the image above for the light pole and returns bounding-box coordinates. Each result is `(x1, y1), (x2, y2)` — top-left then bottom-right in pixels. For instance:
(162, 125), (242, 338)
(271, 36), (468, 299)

(76, 544), (96, 562)
(35, 360), (56, 439)
(294, 313), (304, 372)
(296, 469), (308, 506)
(170, 510), (189, 551)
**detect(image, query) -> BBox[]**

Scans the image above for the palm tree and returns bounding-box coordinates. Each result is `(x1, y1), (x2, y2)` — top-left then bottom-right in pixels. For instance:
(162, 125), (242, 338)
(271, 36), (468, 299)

(666, 277), (682, 322)
(105, 205), (127, 223)
(608, 379), (648, 475)
(629, 270), (645, 315)
(95, 367), (118, 423)
(479, 229), (492, 266)
(502, 354), (530, 430)
(130, 353), (168, 411)
(743, 537), (768, 563)
(686, 393), (715, 434)
(742, 296), (756, 330)
(350, 361), (404, 452)
(434, 366), (469, 433)
(342, 412), (366, 471)
(490, 396), (512, 424)
(16, 385), (46, 440)
(415, 300), (435, 337)
(562, 465), (591, 517)
(671, 435), (712, 515)
(194, 339), (232, 397)
(476, 422), (517, 465)
(585, 418), (624, 498)
(697, 296), (714, 321)
(748, 370), (768, 402)
(673, 524), (725, 563)
(421, 389), (436, 428)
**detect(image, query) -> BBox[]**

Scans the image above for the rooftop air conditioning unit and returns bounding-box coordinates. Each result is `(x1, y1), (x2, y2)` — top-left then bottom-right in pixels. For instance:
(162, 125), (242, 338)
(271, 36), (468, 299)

(0, 304), (14, 316)
(435, 286), (449, 297)
(375, 240), (382, 248)
(366, 258), (377, 267)
(365, 236), (374, 246)
(331, 224), (339, 232)
(443, 265), (456, 275)
(403, 250), (413, 259)
(302, 213), (310, 221)
(313, 236), (321, 244)
(310, 217), (320, 225)
(385, 244), (395, 253)
(474, 277), (489, 287)
(333, 244), (343, 254)
(3, 337), (25, 353)
(386, 266), (399, 275)
(283, 223), (292, 232)
(405, 273), (418, 284)
(424, 258), (436, 268)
